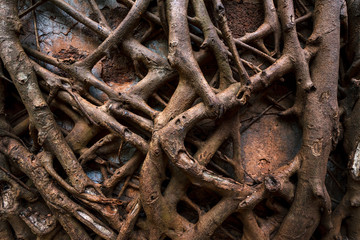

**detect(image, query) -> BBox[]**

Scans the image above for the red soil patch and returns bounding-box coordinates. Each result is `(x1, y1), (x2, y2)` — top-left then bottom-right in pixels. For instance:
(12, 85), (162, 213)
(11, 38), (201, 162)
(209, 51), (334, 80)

(224, 1), (264, 38)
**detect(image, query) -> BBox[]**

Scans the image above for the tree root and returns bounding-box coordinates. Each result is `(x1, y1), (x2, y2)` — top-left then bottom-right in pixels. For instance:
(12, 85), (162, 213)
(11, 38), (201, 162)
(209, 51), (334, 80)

(0, 0), (353, 239)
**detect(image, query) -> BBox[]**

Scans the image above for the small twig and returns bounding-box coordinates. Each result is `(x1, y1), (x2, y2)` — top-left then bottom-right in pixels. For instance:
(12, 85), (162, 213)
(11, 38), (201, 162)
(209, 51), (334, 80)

(329, 157), (346, 171)
(241, 91), (292, 133)
(19, 0), (48, 18)
(100, 165), (108, 180)
(63, 22), (78, 36)
(215, 150), (235, 165)
(80, 135), (117, 165)
(139, 19), (156, 43)
(266, 96), (287, 110)
(127, 181), (139, 189)
(0, 64), (13, 84)
(0, 166), (35, 193)
(297, 32), (308, 43)
(152, 93), (167, 107)
(118, 176), (131, 198)
(68, 90), (99, 126)
(8, 108), (28, 124)
(31, 0), (41, 51)
(116, 195), (141, 240)
(240, 112), (279, 123)
(327, 169), (345, 193)
(181, 195), (203, 215)
(296, 0), (310, 14)
(117, 139), (124, 164)
(212, 0), (249, 85)
(208, 161), (232, 177)
(0, 75), (13, 84)
(87, 0), (110, 28)
(220, 226), (237, 240)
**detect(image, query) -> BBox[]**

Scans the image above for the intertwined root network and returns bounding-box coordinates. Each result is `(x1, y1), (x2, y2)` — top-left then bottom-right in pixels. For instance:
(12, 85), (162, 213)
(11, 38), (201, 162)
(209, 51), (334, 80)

(0, 0), (359, 239)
